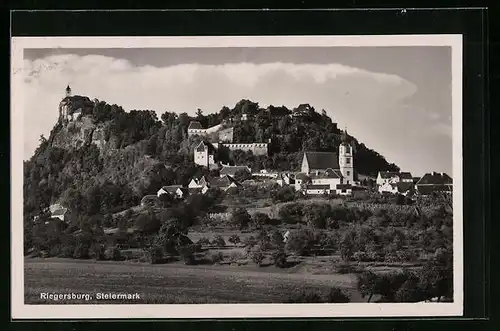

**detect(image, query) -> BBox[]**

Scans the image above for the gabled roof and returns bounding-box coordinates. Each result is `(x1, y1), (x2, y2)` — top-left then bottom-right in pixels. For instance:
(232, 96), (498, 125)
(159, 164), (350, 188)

(310, 168), (343, 179)
(209, 175), (239, 188)
(177, 187), (190, 195)
(188, 121), (203, 130)
(378, 171), (400, 179)
(188, 187), (203, 195)
(160, 185), (183, 193)
(295, 173), (311, 181)
(51, 208), (68, 217)
(195, 140), (216, 153)
(219, 165), (251, 176)
(416, 172), (453, 185)
(399, 172), (413, 180)
(303, 151), (339, 170)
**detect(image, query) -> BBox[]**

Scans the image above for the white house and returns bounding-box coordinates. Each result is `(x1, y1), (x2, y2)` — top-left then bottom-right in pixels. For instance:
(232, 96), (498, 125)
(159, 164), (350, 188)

(310, 168), (344, 190)
(376, 171), (413, 186)
(304, 184), (331, 195)
(194, 141), (217, 168)
(157, 185), (189, 199)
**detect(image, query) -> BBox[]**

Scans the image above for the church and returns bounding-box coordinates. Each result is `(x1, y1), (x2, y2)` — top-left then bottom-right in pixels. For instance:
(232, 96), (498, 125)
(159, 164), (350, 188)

(297, 130), (355, 194)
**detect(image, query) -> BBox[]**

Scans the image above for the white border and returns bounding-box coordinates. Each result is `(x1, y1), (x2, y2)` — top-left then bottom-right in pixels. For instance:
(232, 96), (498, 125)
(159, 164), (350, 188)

(11, 35), (463, 319)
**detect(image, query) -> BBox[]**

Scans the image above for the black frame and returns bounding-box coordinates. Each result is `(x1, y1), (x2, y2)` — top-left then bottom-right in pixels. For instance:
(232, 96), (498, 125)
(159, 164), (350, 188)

(8, 6), (490, 331)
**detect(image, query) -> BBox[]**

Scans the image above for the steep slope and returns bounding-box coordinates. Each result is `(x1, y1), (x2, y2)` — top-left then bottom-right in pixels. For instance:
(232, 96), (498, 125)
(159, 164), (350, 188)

(23, 96), (399, 222)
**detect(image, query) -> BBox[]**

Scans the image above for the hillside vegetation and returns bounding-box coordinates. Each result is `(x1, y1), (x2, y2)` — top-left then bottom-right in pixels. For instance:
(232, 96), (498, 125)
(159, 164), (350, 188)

(24, 97), (399, 220)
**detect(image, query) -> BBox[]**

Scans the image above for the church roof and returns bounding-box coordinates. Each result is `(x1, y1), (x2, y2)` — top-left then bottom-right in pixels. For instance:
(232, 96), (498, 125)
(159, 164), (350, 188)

(309, 168), (343, 179)
(303, 151), (339, 170)
(219, 165), (251, 177)
(188, 121), (203, 130)
(416, 172), (453, 185)
(195, 140), (216, 153)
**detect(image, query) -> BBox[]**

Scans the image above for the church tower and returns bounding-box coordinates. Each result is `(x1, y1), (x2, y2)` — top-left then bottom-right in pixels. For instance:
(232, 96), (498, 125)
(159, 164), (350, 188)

(65, 85), (72, 97)
(339, 129), (354, 184)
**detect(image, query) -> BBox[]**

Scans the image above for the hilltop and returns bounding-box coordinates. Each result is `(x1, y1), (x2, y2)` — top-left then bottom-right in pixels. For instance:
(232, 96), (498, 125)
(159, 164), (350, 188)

(23, 96), (399, 221)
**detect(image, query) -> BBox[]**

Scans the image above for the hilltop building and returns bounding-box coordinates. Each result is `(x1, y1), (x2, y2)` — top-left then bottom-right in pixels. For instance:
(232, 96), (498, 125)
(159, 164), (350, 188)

(193, 141), (217, 168)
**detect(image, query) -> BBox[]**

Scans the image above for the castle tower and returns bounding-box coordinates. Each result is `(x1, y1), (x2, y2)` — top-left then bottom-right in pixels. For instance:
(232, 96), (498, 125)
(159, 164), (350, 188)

(66, 85), (72, 97)
(339, 129), (354, 184)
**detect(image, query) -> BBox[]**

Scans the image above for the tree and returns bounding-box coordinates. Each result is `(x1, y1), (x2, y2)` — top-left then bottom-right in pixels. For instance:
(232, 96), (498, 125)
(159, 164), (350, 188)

(228, 234), (241, 246)
(251, 212), (270, 229)
(231, 208), (252, 229)
(326, 287), (350, 303)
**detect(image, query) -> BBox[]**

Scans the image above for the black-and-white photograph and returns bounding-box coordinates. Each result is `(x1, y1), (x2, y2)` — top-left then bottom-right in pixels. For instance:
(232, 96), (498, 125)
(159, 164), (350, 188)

(11, 35), (463, 319)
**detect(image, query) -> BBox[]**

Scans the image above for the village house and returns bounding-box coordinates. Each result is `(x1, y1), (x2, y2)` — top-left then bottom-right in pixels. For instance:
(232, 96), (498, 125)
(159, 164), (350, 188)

(219, 164), (251, 178)
(188, 175), (211, 189)
(157, 185), (189, 199)
(49, 203), (68, 222)
(294, 173), (311, 191)
(252, 169), (279, 179)
(193, 140), (217, 168)
(209, 175), (241, 192)
(304, 184), (331, 195)
(309, 168), (344, 190)
(335, 184), (353, 196)
(415, 172), (453, 196)
(378, 181), (415, 196)
(376, 171), (413, 186)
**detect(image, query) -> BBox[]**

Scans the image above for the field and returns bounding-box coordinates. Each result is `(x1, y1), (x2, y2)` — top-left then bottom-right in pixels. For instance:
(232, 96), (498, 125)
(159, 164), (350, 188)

(24, 258), (366, 304)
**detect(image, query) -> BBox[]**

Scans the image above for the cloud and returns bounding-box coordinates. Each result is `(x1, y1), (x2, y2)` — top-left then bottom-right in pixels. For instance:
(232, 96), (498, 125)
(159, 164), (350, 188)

(22, 53), (434, 173)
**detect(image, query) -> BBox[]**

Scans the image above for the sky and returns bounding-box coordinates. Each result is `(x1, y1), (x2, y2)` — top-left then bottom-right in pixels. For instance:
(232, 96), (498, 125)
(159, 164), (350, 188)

(22, 46), (453, 177)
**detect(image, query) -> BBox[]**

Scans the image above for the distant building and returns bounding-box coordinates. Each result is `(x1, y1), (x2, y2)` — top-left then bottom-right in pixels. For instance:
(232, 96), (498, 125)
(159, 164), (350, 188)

(187, 121), (223, 137)
(218, 127), (234, 142)
(416, 172), (453, 196)
(194, 141), (217, 167)
(304, 184), (331, 195)
(300, 130), (354, 186)
(376, 171), (414, 186)
(335, 184), (353, 196)
(276, 173), (295, 187)
(310, 168), (344, 190)
(378, 182), (415, 196)
(49, 203), (68, 222)
(209, 175), (241, 192)
(157, 185), (188, 199)
(219, 164), (251, 177)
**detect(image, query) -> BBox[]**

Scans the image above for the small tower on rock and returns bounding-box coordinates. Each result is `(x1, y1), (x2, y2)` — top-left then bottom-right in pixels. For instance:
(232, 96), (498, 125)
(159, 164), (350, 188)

(65, 85), (72, 97)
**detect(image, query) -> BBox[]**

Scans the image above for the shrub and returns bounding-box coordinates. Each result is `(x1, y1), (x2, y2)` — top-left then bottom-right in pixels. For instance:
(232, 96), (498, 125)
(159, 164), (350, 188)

(273, 250), (287, 268)
(326, 287), (350, 303)
(178, 244), (195, 265)
(231, 208), (252, 229)
(196, 237), (211, 246)
(251, 250), (265, 266)
(286, 290), (323, 303)
(60, 244), (76, 258)
(285, 230), (315, 256)
(147, 245), (163, 264)
(252, 212), (271, 228)
(207, 251), (224, 264)
(73, 242), (90, 259)
(211, 235), (226, 247)
(91, 243), (106, 260)
(228, 234), (241, 246)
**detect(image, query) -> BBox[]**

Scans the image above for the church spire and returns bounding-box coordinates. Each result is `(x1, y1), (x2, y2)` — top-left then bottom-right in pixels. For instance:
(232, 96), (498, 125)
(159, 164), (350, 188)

(65, 85), (72, 97)
(341, 126), (349, 144)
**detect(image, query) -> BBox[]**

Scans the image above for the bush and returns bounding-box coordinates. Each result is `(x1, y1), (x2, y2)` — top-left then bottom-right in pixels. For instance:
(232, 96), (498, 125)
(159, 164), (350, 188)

(73, 242), (90, 259)
(285, 230), (315, 256)
(147, 246), (163, 264)
(178, 244), (195, 265)
(326, 287), (350, 303)
(211, 235), (226, 247)
(251, 250), (265, 266)
(273, 250), (287, 268)
(196, 237), (211, 246)
(252, 212), (271, 229)
(286, 290), (323, 303)
(207, 251), (224, 264)
(91, 243), (106, 260)
(231, 208), (252, 229)
(228, 234), (241, 246)
(60, 244), (76, 258)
